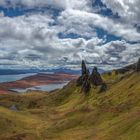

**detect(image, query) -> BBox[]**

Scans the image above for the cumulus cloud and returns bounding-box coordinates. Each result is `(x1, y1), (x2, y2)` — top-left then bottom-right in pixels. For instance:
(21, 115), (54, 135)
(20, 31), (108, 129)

(62, 40), (140, 69)
(0, 0), (139, 69)
(102, 0), (140, 25)
(58, 9), (140, 42)
(0, 0), (92, 11)
(0, 13), (86, 68)
(0, 0), (65, 9)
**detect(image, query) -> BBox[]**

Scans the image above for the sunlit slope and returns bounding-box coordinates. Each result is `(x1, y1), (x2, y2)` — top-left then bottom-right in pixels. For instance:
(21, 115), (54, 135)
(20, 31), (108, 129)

(0, 71), (140, 140)
(0, 106), (43, 140)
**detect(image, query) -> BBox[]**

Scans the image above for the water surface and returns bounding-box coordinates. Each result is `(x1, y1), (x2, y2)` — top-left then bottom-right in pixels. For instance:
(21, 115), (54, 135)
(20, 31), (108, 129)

(0, 73), (36, 83)
(10, 82), (68, 93)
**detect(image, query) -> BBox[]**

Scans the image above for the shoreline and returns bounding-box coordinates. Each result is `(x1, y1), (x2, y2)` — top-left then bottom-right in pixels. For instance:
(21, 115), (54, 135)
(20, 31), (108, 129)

(0, 73), (78, 94)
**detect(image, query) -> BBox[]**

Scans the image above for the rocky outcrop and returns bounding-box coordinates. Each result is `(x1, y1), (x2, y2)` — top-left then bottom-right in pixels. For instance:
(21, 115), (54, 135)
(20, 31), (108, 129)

(136, 58), (140, 72)
(82, 60), (87, 75)
(77, 61), (105, 93)
(77, 60), (88, 86)
(90, 67), (103, 86)
(82, 74), (91, 93)
(77, 60), (91, 93)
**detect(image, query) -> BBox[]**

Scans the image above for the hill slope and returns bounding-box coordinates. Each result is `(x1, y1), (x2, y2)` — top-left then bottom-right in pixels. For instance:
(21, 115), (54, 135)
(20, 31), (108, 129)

(0, 70), (140, 140)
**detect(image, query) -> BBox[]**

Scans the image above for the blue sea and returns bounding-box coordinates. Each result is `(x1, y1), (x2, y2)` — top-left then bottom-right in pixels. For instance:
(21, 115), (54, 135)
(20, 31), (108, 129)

(0, 73), (36, 83)
(10, 82), (68, 93)
(0, 73), (68, 92)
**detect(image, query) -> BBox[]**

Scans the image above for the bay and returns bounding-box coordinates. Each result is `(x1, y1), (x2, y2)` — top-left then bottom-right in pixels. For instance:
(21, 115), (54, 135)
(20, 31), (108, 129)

(10, 82), (68, 93)
(0, 73), (36, 83)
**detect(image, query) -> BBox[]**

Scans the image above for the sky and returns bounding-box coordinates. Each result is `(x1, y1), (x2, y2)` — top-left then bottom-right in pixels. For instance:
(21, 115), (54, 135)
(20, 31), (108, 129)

(0, 0), (139, 70)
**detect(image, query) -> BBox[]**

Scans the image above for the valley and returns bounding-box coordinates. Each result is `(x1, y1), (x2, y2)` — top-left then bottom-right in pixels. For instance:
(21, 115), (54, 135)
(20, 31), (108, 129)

(0, 61), (140, 140)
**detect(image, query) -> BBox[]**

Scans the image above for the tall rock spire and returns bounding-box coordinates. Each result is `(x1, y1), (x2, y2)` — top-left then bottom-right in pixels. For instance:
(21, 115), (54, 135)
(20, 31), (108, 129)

(77, 61), (106, 94)
(90, 67), (103, 86)
(136, 58), (140, 72)
(82, 60), (87, 75)
(77, 60), (91, 93)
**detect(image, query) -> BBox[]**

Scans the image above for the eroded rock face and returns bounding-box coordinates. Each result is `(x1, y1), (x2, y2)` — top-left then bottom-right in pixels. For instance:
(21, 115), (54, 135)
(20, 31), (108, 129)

(136, 58), (140, 72)
(82, 60), (87, 75)
(90, 67), (103, 86)
(82, 69), (91, 93)
(76, 76), (83, 86)
(77, 61), (105, 94)
(82, 77), (91, 93)
(77, 60), (88, 86)
(77, 61), (91, 93)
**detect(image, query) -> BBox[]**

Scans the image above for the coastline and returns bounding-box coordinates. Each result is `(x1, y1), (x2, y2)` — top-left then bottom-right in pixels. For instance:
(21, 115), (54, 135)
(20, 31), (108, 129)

(0, 73), (78, 94)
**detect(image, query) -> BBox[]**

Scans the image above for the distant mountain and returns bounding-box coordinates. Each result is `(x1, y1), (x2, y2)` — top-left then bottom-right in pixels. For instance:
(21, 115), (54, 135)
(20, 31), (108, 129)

(0, 68), (105, 75)
(45, 68), (105, 75)
(0, 69), (41, 75)
(0, 68), (80, 75)
(46, 68), (81, 75)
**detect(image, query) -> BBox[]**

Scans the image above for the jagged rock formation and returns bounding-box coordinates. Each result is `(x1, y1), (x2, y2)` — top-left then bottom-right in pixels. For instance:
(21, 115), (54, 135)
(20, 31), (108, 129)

(90, 67), (103, 86)
(77, 60), (88, 86)
(82, 60), (87, 75)
(136, 58), (140, 72)
(76, 76), (83, 86)
(82, 68), (91, 93)
(77, 60), (91, 93)
(77, 61), (106, 93)
(82, 74), (91, 93)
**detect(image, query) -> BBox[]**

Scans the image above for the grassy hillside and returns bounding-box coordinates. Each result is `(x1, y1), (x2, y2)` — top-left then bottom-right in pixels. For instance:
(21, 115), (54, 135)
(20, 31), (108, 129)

(0, 70), (140, 140)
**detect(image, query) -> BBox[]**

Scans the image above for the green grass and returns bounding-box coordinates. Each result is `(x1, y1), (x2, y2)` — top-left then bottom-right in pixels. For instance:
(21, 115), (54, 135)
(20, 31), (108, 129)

(0, 71), (140, 140)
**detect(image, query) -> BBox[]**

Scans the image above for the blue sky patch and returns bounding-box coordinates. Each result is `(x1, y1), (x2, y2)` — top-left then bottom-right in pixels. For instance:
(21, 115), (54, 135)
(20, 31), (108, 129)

(96, 27), (122, 43)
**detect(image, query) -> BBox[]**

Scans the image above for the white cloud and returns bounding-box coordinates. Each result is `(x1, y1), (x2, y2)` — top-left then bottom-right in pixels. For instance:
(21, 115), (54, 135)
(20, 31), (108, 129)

(58, 9), (140, 42)
(0, 0), (66, 9)
(102, 0), (140, 25)
(0, 0), (92, 11)
(57, 39), (140, 70)
(0, 0), (139, 70)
